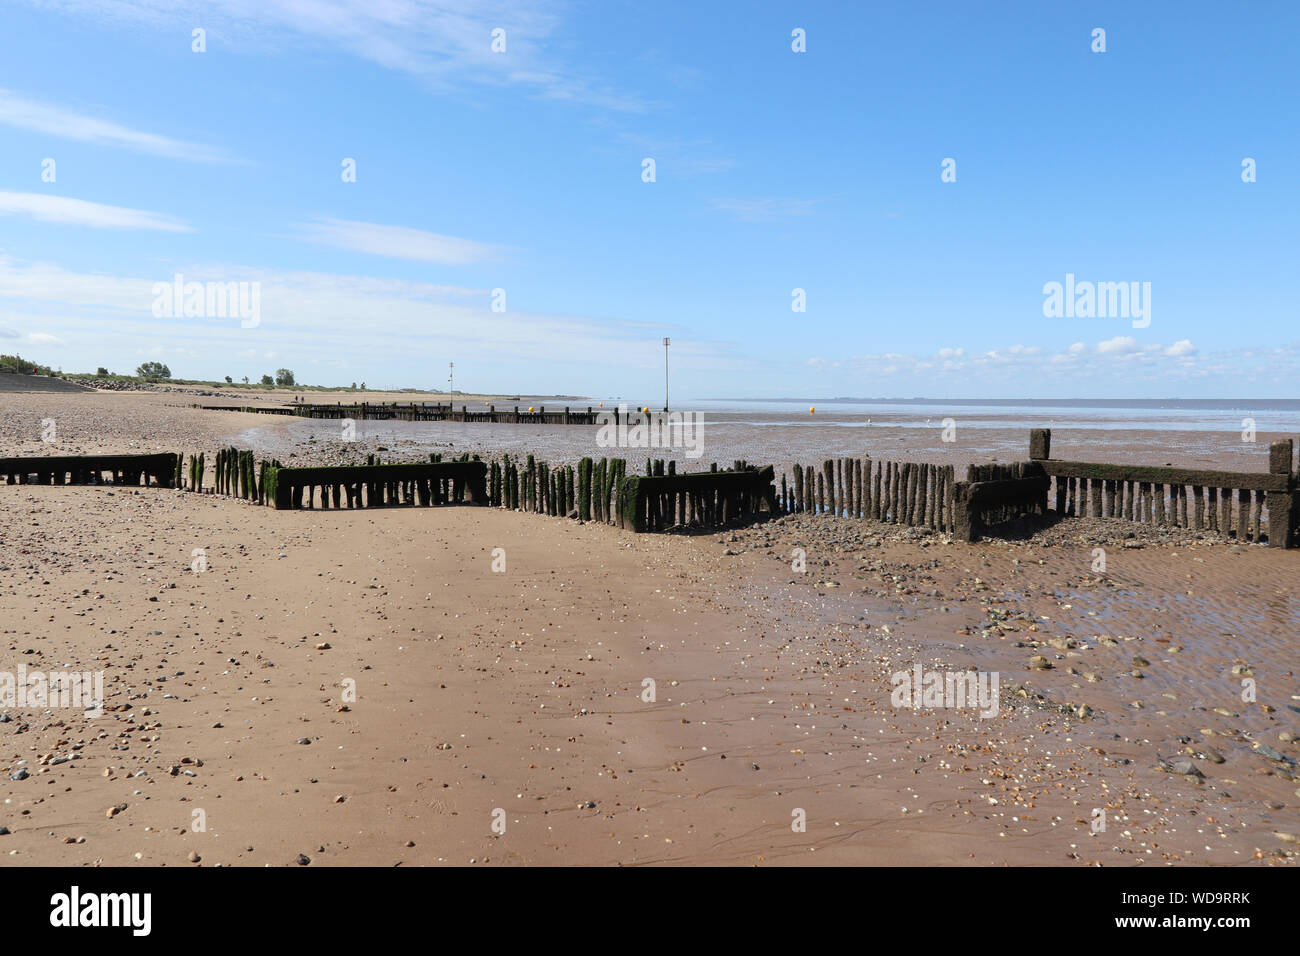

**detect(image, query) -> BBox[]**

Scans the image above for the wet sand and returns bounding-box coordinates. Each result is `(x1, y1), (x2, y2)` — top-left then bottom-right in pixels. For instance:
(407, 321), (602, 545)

(0, 390), (1296, 865)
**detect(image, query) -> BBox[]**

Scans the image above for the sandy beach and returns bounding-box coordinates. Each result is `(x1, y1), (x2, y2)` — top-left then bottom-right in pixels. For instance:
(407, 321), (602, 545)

(0, 388), (1295, 866)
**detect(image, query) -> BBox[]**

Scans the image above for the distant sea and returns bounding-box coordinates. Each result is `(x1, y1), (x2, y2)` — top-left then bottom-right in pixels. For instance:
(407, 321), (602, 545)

(583, 398), (1300, 433)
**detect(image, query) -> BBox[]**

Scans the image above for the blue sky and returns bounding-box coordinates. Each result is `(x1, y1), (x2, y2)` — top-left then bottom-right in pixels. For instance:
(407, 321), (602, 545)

(1, 0), (1297, 399)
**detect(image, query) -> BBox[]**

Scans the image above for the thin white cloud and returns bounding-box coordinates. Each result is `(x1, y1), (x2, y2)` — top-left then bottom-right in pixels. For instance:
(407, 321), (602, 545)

(708, 198), (818, 222)
(294, 218), (501, 265)
(0, 254), (730, 378)
(0, 191), (193, 232)
(24, 2), (646, 111)
(810, 338), (1237, 386)
(1097, 335), (1139, 355)
(0, 89), (239, 163)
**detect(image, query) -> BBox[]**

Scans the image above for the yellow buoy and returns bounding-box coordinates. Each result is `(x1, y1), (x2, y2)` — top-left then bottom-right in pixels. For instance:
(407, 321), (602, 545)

(643, 406), (649, 414)
(528, 406), (534, 412)
(809, 406), (815, 414)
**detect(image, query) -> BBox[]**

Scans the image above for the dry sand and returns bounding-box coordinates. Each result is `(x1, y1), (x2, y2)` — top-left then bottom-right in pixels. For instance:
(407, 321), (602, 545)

(0, 391), (1297, 865)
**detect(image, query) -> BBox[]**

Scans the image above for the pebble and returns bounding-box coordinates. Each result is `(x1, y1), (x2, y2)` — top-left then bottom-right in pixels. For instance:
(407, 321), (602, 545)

(1254, 743), (1287, 762)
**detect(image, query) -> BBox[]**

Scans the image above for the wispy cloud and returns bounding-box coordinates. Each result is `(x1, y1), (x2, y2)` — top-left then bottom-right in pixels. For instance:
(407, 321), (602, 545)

(293, 218), (502, 265)
(804, 337), (1277, 388)
(0, 191), (193, 232)
(0, 254), (730, 382)
(25, 1), (647, 111)
(0, 89), (239, 163)
(617, 133), (734, 176)
(708, 198), (819, 222)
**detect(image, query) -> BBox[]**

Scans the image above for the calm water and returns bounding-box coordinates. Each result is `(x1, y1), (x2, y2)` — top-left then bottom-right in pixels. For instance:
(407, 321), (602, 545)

(239, 397), (1300, 472)
(615, 398), (1300, 433)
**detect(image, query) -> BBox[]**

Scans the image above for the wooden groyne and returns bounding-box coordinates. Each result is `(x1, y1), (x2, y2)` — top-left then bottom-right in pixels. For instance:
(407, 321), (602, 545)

(264, 460), (488, 510)
(617, 464), (778, 532)
(1029, 428), (1297, 548)
(770, 430), (1300, 546)
(1, 453), (179, 487)
(192, 401), (649, 426)
(780, 458), (960, 533)
(4, 429), (1297, 546)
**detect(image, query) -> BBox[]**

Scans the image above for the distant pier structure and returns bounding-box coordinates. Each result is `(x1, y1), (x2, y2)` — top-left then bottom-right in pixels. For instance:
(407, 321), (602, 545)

(192, 401), (650, 426)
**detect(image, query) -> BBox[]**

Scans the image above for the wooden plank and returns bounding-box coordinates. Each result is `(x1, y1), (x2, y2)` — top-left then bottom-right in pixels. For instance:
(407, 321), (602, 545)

(1037, 459), (1288, 492)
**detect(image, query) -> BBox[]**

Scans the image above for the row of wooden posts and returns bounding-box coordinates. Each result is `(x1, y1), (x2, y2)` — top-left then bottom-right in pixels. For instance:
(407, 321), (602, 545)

(175, 450), (779, 533)
(1030, 428), (1298, 547)
(782, 458), (958, 532)
(2, 453), (178, 488)
(5, 429), (1297, 545)
(772, 433), (1300, 546)
(193, 402), (660, 427)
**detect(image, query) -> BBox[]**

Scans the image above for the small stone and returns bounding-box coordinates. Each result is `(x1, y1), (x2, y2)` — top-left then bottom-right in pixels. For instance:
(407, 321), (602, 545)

(297, 738), (312, 745)
(9, 769), (28, 781)
(1254, 743), (1287, 762)
(295, 853), (311, 865)
(188, 851), (201, 863)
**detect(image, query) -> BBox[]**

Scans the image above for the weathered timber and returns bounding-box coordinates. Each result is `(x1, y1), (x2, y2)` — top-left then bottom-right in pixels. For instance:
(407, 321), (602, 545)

(616, 467), (778, 533)
(265, 461), (487, 510)
(1037, 459), (1289, 493)
(0, 453), (178, 487)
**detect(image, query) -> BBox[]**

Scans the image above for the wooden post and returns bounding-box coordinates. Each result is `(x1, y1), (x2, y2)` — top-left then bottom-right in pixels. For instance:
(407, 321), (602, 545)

(874, 461), (883, 520)
(1266, 439), (1295, 548)
(1029, 428), (1051, 461)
